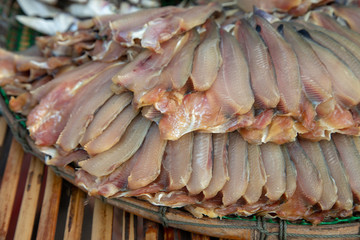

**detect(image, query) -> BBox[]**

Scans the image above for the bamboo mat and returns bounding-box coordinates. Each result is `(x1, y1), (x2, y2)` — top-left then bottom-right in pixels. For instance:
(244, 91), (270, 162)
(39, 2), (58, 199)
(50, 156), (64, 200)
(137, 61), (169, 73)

(0, 116), (233, 240)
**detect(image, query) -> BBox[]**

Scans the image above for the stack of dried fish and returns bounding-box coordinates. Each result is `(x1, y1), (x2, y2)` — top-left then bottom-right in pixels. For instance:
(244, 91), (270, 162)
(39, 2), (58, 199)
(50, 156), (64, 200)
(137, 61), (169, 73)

(2, 1), (360, 224)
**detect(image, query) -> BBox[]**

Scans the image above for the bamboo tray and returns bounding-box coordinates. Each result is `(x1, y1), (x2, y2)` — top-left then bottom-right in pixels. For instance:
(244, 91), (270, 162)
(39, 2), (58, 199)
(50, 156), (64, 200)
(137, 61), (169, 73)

(2, 1), (360, 239)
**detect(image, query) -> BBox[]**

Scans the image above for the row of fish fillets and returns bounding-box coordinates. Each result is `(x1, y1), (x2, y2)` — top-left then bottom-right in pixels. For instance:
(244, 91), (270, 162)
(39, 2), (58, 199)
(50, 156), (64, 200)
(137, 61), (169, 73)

(2, 2), (360, 222)
(73, 114), (360, 224)
(4, 3), (360, 147)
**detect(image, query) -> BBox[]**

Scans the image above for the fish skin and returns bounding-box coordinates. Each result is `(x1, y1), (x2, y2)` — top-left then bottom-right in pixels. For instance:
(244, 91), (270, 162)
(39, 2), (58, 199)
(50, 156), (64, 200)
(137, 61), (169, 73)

(310, 12), (360, 48)
(332, 6), (360, 33)
(191, 20), (222, 91)
(203, 133), (229, 199)
(163, 133), (194, 191)
(186, 133), (213, 195)
(291, 20), (360, 62)
(27, 62), (113, 146)
(319, 139), (353, 210)
(300, 28), (360, 80)
(206, 29), (254, 116)
(286, 141), (323, 204)
(255, 15), (301, 117)
(281, 146), (297, 199)
(260, 142), (286, 201)
(299, 139), (337, 210)
(307, 39), (360, 108)
(56, 63), (126, 152)
(84, 105), (139, 155)
(80, 92), (133, 146)
(110, 7), (182, 46)
(281, 23), (333, 107)
(112, 34), (186, 107)
(332, 134), (360, 201)
(163, 29), (200, 90)
(141, 3), (221, 53)
(127, 123), (167, 190)
(79, 115), (151, 177)
(222, 132), (249, 206)
(235, 19), (280, 109)
(243, 144), (266, 204)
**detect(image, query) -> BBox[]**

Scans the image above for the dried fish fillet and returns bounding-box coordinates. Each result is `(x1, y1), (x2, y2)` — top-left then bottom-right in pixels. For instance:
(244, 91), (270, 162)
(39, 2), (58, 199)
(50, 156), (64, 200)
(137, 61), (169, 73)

(222, 132), (249, 206)
(203, 133), (229, 199)
(191, 20), (222, 91)
(127, 123), (167, 189)
(79, 115), (151, 177)
(235, 19), (280, 109)
(261, 142), (286, 201)
(80, 92), (133, 146)
(255, 15), (301, 116)
(163, 133), (194, 191)
(84, 104), (139, 155)
(187, 133), (213, 195)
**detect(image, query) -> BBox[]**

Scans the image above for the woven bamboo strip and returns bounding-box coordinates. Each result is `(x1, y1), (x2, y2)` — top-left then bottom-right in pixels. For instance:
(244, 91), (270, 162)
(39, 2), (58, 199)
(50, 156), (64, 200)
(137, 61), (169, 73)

(0, 139), (24, 240)
(63, 187), (86, 240)
(91, 198), (113, 240)
(0, 117), (7, 146)
(13, 156), (44, 240)
(36, 167), (62, 240)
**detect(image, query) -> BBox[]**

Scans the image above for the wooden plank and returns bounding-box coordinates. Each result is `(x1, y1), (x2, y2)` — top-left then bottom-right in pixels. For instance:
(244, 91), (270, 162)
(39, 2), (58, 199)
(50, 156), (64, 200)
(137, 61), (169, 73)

(129, 213), (135, 240)
(0, 140), (24, 240)
(36, 167), (62, 240)
(191, 233), (210, 240)
(63, 187), (86, 240)
(137, 216), (144, 240)
(145, 220), (159, 240)
(91, 199), (113, 240)
(14, 156), (44, 240)
(0, 117), (7, 146)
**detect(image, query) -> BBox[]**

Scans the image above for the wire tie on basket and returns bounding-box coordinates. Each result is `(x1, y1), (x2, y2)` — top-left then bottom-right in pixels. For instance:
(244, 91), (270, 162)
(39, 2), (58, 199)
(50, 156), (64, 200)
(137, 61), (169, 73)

(280, 220), (287, 240)
(159, 206), (169, 227)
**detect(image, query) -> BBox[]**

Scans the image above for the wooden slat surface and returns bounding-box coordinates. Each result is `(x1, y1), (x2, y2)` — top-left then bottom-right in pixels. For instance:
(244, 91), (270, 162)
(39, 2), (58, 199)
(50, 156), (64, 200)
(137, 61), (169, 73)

(92, 198), (113, 240)
(0, 139), (24, 240)
(14, 156), (44, 240)
(63, 187), (86, 240)
(36, 167), (62, 240)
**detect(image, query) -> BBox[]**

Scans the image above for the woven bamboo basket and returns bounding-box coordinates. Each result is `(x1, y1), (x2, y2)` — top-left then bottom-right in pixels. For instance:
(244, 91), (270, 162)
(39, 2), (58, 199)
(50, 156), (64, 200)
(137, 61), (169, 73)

(2, 0), (360, 239)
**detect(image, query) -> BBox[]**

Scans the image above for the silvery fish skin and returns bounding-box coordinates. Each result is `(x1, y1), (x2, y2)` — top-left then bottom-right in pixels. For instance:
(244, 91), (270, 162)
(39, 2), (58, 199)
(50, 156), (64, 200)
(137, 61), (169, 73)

(332, 134), (360, 201)
(255, 15), (302, 117)
(79, 115), (151, 177)
(243, 144), (266, 204)
(235, 19), (280, 109)
(163, 133), (194, 191)
(84, 105), (139, 155)
(319, 139), (353, 210)
(127, 123), (167, 189)
(222, 132), (249, 206)
(191, 20), (222, 91)
(187, 132), (213, 195)
(261, 142), (286, 201)
(286, 141), (323, 205)
(203, 133), (229, 199)
(299, 139), (337, 210)
(80, 92), (133, 147)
